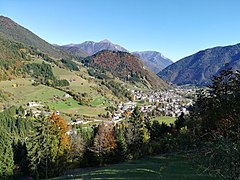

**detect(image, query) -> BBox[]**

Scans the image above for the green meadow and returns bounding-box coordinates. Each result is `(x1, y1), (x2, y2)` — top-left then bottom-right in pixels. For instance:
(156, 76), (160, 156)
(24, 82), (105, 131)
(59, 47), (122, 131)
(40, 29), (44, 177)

(0, 78), (107, 117)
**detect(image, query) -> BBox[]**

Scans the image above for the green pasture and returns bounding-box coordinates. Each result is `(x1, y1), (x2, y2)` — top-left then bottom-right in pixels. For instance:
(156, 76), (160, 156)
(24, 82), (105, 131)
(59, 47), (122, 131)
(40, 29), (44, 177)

(52, 65), (96, 93)
(0, 78), (64, 105)
(0, 78), (107, 117)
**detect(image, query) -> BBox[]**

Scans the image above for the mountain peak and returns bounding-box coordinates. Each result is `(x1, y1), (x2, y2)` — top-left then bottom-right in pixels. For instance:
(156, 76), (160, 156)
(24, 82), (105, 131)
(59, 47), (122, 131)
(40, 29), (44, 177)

(132, 51), (173, 74)
(65, 43), (76, 47)
(0, 16), (11, 21)
(62, 39), (128, 55)
(0, 16), (11, 20)
(100, 39), (112, 43)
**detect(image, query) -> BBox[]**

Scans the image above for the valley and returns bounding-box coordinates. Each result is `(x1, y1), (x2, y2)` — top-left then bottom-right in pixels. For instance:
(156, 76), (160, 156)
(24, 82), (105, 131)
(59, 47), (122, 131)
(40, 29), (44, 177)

(0, 13), (239, 180)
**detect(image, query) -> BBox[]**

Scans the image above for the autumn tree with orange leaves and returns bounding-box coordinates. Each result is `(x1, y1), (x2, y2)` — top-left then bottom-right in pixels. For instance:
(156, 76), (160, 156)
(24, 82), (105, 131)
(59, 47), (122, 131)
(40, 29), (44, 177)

(49, 112), (70, 151)
(93, 122), (116, 164)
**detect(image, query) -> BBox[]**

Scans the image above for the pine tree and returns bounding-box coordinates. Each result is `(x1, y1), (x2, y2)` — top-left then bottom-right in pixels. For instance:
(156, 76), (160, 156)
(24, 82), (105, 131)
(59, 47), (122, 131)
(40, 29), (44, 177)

(27, 116), (50, 179)
(114, 123), (127, 162)
(0, 126), (14, 178)
(27, 113), (71, 178)
(13, 140), (29, 176)
(128, 106), (150, 158)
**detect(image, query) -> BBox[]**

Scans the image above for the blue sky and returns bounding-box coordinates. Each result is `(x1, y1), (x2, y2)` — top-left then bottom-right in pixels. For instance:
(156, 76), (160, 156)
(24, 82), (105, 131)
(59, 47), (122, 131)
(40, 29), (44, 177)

(1, 0), (240, 61)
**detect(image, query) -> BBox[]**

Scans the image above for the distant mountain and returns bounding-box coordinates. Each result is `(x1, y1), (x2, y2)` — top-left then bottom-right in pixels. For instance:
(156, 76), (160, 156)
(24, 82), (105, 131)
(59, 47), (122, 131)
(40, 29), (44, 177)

(0, 16), (72, 59)
(158, 43), (240, 86)
(132, 51), (173, 74)
(61, 41), (172, 74)
(61, 39), (128, 56)
(56, 45), (89, 59)
(83, 50), (167, 89)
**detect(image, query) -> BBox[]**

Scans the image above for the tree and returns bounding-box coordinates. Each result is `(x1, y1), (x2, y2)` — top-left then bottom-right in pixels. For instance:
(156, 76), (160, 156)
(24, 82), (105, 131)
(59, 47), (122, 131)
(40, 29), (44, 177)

(27, 113), (70, 178)
(49, 113), (70, 152)
(0, 126), (14, 178)
(187, 67), (240, 179)
(27, 116), (50, 179)
(13, 140), (29, 176)
(93, 123), (116, 164)
(114, 123), (127, 162)
(48, 113), (70, 176)
(69, 132), (87, 168)
(187, 68), (240, 139)
(148, 120), (171, 141)
(128, 107), (150, 158)
(174, 112), (185, 132)
(0, 106), (32, 178)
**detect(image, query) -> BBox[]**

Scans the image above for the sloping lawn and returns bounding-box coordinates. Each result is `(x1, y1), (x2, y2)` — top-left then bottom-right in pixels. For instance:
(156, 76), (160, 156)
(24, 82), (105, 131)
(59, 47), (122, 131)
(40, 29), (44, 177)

(54, 155), (217, 180)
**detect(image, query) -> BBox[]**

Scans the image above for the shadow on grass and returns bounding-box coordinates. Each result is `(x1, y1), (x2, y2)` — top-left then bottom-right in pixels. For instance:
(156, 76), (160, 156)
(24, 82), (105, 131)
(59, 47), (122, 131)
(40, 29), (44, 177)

(55, 155), (218, 180)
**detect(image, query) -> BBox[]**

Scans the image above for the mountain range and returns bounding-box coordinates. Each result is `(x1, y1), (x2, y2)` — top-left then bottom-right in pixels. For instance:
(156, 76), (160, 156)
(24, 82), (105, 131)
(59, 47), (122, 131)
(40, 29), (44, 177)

(158, 43), (240, 86)
(60, 40), (173, 74)
(0, 16), (167, 89)
(2, 15), (240, 88)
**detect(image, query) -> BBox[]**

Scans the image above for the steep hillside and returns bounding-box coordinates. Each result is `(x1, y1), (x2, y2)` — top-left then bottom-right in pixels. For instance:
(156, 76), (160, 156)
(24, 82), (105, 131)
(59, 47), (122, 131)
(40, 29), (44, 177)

(0, 16), (71, 59)
(158, 43), (240, 86)
(62, 39), (128, 56)
(132, 51), (173, 74)
(0, 35), (25, 80)
(83, 50), (167, 89)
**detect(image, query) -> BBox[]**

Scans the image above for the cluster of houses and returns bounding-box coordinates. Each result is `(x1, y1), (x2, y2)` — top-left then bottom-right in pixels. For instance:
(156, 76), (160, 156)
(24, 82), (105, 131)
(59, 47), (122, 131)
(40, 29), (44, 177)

(112, 87), (196, 121)
(18, 87), (196, 128)
(22, 93), (72, 117)
(23, 101), (60, 117)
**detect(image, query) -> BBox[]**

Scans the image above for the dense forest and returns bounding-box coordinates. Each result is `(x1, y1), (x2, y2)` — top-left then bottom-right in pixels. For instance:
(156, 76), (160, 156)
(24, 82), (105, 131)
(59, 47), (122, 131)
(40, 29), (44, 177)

(0, 68), (240, 179)
(82, 50), (166, 89)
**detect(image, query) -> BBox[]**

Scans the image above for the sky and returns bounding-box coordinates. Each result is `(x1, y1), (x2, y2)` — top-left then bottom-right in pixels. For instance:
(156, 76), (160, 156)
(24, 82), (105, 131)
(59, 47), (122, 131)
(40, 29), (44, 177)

(1, 0), (240, 61)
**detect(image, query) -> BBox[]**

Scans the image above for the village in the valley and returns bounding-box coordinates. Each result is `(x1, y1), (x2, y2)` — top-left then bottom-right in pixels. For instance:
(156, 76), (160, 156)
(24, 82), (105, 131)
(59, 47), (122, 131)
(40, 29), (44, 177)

(22, 86), (197, 126)
(112, 87), (196, 122)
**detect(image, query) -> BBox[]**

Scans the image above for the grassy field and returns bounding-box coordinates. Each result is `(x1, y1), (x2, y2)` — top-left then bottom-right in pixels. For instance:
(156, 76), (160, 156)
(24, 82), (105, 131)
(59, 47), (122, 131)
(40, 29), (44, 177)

(54, 155), (217, 180)
(0, 78), (65, 106)
(152, 116), (176, 125)
(0, 78), (107, 117)
(52, 66), (95, 93)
